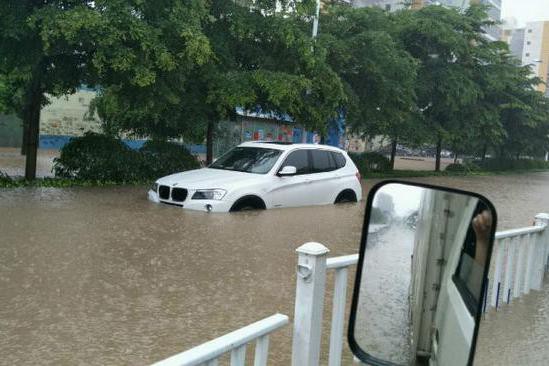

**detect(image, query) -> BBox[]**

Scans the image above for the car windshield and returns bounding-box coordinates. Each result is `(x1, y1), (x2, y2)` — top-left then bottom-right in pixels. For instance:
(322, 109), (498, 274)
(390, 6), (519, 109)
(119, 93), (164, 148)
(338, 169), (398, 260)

(209, 147), (282, 174)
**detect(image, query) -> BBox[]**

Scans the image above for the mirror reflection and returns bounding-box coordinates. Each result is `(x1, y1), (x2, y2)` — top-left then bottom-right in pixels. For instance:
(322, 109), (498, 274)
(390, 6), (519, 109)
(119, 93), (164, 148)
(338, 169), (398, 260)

(353, 183), (494, 366)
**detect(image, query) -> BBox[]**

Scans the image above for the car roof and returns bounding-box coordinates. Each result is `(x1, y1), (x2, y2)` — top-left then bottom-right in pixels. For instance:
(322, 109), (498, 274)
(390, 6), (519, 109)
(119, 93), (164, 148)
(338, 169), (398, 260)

(238, 141), (345, 153)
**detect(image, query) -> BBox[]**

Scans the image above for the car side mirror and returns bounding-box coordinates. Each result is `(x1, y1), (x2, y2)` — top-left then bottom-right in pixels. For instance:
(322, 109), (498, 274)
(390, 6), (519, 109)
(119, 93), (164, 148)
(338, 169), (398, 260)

(278, 166), (297, 176)
(348, 181), (497, 366)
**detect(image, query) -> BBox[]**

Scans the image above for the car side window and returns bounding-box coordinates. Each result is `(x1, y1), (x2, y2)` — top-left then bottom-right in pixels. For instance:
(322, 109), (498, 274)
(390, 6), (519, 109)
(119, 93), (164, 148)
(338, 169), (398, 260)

(331, 152), (346, 169)
(311, 150), (336, 173)
(282, 150), (310, 174)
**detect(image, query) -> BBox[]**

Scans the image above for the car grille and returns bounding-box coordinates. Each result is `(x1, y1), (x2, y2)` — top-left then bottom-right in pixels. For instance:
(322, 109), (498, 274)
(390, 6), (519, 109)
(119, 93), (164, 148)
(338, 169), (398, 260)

(171, 188), (188, 202)
(158, 185), (170, 200)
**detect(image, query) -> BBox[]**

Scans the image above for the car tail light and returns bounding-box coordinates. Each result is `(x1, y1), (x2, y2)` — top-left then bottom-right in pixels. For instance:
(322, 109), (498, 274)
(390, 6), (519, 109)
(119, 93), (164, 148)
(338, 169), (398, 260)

(356, 171), (361, 181)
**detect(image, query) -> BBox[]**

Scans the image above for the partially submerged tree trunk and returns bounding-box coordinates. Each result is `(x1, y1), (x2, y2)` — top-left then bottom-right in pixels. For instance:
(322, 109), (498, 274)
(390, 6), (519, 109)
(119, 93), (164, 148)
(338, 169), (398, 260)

(206, 119), (214, 165)
(481, 143), (487, 161)
(23, 69), (43, 180)
(435, 137), (442, 172)
(23, 91), (41, 180)
(390, 138), (397, 170)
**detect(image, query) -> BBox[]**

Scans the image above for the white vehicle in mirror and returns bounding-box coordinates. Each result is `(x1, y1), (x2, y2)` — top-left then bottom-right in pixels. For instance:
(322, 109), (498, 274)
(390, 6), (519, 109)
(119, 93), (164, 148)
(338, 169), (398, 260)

(148, 142), (362, 212)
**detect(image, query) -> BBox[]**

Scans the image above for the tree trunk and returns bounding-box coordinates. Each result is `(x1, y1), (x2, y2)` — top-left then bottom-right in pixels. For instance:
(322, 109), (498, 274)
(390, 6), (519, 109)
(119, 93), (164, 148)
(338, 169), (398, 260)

(24, 90), (41, 180)
(454, 153), (458, 164)
(206, 119), (215, 165)
(22, 66), (44, 181)
(435, 137), (442, 172)
(390, 138), (397, 171)
(481, 143), (487, 161)
(21, 122), (28, 155)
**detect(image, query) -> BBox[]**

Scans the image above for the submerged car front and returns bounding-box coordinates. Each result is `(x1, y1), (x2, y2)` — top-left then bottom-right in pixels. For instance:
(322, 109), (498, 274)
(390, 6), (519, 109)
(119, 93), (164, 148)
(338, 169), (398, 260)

(148, 145), (284, 212)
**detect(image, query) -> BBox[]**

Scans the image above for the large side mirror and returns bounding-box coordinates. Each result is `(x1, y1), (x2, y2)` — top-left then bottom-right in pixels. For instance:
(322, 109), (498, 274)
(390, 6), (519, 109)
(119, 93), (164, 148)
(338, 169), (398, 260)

(278, 165), (297, 176)
(348, 181), (497, 366)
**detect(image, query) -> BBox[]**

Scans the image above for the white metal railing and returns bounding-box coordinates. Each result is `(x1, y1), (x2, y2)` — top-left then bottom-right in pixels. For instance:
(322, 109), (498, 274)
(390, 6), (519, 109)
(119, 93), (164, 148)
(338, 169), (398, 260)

(326, 254), (358, 366)
(152, 313), (288, 366)
(290, 213), (549, 366)
(153, 213), (549, 366)
(485, 213), (549, 311)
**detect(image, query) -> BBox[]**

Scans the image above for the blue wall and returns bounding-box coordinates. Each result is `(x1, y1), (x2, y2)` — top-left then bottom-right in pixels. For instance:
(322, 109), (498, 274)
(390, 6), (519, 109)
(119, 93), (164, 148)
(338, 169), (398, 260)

(326, 112), (345, 149)
(39, 135), (206, 154)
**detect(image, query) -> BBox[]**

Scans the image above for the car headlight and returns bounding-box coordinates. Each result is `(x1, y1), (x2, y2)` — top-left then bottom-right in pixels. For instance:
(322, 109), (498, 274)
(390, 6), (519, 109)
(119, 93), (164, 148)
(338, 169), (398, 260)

(192, 189), (226, 200)
(151, 182), (159, 192)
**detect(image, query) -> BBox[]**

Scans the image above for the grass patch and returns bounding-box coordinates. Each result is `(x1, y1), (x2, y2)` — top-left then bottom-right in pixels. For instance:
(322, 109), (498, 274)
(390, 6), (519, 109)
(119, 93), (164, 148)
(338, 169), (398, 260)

(362, 168), (549, 179)
(0, 176), (150, 189)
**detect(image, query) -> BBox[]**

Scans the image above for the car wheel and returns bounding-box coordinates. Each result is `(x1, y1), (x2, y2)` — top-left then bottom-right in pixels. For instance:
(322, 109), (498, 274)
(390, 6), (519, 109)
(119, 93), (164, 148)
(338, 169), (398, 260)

(230, 196), (267, 212)
(334, 190), (357, 204)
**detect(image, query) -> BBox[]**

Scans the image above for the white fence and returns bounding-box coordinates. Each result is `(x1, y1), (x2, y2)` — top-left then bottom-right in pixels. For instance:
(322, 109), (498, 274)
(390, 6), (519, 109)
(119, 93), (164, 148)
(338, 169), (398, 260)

(152, 314), (289, 366)
(485, 213), (549, 311)
(153, 213), (549, 366)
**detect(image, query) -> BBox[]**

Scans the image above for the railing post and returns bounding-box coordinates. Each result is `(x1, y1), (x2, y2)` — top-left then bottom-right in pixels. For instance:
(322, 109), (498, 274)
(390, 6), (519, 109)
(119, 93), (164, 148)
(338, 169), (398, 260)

(292, 242), (330, 366)
(490, 240), (504, 309)
(328, 267), (348, 366)
(534, 213), (549, 281)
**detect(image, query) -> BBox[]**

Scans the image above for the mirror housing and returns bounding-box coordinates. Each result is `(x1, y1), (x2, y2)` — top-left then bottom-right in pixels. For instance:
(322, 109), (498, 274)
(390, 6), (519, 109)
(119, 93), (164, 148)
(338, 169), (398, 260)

(348, 181), (497, 366)
(278, 165), (297, 176)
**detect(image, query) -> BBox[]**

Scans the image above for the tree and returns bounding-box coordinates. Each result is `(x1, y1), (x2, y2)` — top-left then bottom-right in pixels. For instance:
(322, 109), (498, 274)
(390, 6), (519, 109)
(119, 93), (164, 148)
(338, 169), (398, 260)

(395, 5), (493, 170)
(0, 0), (211, 179)
(320, 5), (420, 169)
(92, 0), (345, 164)
(498, 79), (549, 159)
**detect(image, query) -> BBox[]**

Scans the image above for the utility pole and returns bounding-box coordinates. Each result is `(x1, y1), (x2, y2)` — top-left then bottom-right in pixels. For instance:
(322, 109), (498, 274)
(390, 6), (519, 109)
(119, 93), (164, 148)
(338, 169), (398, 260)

(312, 0), (320, 39)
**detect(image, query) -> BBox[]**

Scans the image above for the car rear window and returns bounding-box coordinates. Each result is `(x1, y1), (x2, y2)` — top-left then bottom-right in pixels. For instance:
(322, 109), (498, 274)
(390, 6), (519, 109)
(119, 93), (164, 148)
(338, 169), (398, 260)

(331, 152), (346, 169)
(311, 150), (337, 173)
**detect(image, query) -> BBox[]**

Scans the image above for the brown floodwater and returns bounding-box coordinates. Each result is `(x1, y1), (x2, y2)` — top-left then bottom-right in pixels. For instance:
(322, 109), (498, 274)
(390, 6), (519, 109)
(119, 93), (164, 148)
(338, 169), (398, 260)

(1, 172), (549, 365)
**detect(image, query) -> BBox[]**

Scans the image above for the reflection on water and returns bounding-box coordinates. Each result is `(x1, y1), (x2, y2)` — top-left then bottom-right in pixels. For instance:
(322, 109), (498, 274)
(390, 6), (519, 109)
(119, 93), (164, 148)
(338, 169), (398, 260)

(1, 172), (549, 365)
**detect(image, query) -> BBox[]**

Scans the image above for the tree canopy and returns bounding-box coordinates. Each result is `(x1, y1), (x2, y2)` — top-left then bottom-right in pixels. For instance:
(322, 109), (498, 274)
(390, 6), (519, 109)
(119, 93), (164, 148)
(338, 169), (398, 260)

(91, 0), (346, 162)
(1, 1), (548, 177)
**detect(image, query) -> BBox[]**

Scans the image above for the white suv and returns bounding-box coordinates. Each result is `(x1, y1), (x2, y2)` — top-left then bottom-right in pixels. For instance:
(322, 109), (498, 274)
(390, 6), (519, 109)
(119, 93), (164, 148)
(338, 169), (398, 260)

(148, 142), (362, 212)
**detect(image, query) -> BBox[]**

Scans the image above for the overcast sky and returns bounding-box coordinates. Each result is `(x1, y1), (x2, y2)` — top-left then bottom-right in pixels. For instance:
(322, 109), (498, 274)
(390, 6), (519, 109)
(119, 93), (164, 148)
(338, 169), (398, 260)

(502, 0), (549, 26)
(374, 184), (423, 217)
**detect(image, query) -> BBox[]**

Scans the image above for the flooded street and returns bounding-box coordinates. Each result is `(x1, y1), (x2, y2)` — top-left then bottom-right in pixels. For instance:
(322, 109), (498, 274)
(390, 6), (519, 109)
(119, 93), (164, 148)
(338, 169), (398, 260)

(355, 224), (414, 364)
(1, 172), (549, 365)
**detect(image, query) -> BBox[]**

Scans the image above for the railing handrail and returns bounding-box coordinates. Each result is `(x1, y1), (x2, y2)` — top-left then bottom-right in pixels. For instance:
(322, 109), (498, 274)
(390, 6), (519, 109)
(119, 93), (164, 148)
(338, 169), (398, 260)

(325, 224), (549, 270)
(495, 225), (546, 240)
(152, 313), (288, 366)
(327, 254), (359, 269)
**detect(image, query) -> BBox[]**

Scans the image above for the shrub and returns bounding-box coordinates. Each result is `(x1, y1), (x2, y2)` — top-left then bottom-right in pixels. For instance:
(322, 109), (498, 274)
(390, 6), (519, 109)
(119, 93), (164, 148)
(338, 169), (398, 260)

(53, 133), (200, 182)
(53, 132), (138, 181)
(0, 170), (15, 187)
(349, 152), (392, 174)
(445, 163), (467, 172)
(139, 140), (200, 178)
(464, 161), (481, 172)
(475, 158), (549, 171)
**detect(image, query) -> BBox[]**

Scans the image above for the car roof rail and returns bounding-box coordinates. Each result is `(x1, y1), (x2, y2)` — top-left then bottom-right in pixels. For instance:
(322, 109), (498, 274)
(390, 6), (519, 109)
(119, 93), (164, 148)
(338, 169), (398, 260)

(252, 141), (293, 145)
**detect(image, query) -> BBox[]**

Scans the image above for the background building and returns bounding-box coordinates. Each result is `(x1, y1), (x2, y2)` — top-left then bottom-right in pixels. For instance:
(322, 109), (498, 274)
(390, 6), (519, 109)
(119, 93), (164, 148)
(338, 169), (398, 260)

(39, 88), (102, 149)
(521, 21), (549, 95)
(351, 0), (502, 40)
(502, 20), (549, 96)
